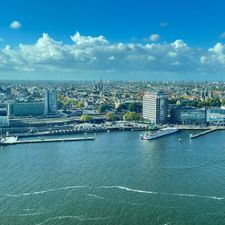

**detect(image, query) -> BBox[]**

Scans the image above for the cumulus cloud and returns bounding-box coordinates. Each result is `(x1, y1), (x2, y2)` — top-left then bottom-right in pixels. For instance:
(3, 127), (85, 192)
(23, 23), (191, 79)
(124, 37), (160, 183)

(71, 31), (108, 45)
(149, 34), (160, 42)
(9, 21), (22, 29)
(0, 32), (225, 79)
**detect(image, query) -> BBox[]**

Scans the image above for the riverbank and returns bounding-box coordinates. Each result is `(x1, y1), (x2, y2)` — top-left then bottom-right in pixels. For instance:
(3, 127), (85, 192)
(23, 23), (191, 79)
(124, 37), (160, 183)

(11, 122), (149, 138)
(3, 122), (225, 138)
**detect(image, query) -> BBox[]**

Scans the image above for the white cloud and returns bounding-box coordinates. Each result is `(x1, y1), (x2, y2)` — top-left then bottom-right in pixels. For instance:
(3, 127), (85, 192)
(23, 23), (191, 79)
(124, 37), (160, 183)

(171, 40), (187, 49)
(9, 21), (22, 29)
(203, 43), (225, 64)
(149, 34), (160, 42)
(70, 31), (108, 45)
(1, 32), (225, 79)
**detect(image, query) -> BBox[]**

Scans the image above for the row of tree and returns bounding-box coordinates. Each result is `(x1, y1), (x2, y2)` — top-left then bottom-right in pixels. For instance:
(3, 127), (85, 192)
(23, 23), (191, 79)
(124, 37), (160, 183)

(80, 111), (141, 122)
(99, 102), (142, 113)
(170, 97), (225, 108)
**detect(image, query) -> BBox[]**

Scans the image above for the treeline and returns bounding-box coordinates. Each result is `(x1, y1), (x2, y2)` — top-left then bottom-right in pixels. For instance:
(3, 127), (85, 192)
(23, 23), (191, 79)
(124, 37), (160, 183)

(169, 98), (225, 108)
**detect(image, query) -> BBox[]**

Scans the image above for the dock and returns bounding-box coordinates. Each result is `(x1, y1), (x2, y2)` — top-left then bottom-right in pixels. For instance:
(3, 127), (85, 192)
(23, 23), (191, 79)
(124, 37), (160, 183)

(0, 137), (95, 145)
(189, 128), (217, 139)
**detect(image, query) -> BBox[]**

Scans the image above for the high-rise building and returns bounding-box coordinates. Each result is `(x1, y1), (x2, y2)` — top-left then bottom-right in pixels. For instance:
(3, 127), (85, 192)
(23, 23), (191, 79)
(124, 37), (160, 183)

(142, 90), (168, 124)
(44, 89), (57, 115)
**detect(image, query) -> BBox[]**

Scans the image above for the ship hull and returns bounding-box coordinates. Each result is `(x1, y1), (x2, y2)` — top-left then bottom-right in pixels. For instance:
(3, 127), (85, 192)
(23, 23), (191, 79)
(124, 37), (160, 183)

(140, 128), (178, 140)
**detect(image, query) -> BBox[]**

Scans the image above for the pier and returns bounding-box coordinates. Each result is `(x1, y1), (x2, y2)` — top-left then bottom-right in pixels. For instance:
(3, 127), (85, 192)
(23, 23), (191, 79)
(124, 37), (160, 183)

(189, 128), (217, 139)
(0, 137), (95, 146)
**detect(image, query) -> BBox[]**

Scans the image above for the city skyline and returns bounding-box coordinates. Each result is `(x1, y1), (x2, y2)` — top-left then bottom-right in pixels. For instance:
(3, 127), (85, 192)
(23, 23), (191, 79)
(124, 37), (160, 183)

(0, 0), (225, 81)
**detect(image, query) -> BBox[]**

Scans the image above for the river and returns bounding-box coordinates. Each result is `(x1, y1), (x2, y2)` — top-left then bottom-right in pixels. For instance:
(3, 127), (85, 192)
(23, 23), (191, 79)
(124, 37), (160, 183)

(0, 130), (225, 225)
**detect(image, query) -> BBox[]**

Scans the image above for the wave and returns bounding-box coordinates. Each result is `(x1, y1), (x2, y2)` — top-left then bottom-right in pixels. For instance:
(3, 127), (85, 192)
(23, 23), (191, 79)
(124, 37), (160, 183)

(5, 185), (89, 197)
(1, 212), (44, 217)
(4, 185), (224, 201)
(98, 186), (224, 200)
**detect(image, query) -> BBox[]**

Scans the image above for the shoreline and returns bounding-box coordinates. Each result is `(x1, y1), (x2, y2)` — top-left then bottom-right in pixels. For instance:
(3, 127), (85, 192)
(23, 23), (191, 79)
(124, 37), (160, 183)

(3, 123), (225, 139)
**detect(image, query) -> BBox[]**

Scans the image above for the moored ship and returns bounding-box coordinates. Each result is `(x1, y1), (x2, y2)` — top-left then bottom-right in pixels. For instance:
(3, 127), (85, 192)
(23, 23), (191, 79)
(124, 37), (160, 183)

(0, 136), (18, 144)
(140, 127), (178, 140)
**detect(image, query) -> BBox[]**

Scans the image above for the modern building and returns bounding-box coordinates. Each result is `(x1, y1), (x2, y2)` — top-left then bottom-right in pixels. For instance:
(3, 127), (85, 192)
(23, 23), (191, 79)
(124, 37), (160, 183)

(143, 90), (168, 124)
(0, 116), (9, 127)
(207, 108), (225, 125)
(170, 106), (206, 125)
(44, 89), (57, 115)
(7, 102), (45, 117)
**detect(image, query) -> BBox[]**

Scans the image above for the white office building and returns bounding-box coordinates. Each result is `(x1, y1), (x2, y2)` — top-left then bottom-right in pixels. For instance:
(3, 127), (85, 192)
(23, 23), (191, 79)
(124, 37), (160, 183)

(143, 90), (168, 124)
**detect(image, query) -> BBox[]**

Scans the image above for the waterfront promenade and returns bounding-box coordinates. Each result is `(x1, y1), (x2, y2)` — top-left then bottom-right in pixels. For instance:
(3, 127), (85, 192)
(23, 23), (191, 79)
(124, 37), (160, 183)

(14, 122), (149, 138)
(0, 136), (95, 146)
(189, 128), (217, 139)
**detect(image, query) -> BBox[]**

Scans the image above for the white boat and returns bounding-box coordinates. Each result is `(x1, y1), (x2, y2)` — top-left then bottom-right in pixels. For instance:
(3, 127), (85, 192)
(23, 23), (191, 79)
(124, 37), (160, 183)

(140, 127), (178, 140)
(0, 136), (18, 144)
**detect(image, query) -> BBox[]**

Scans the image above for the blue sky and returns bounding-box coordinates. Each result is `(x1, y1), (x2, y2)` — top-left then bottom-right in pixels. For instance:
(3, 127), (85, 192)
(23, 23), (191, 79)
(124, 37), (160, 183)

(0, 0), (225, 80)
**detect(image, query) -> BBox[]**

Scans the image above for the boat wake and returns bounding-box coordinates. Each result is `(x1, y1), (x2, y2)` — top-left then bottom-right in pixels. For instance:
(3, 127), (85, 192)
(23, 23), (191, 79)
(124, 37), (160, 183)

(1, 212), (44, 217)
(5, 185), (89, 197)
(98, 186), (224, 200)
(4, 185), (224, 201)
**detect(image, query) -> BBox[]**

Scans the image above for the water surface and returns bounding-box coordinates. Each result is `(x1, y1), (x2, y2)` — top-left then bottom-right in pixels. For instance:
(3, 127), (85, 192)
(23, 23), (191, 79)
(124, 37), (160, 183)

(0, 131), (225, 225)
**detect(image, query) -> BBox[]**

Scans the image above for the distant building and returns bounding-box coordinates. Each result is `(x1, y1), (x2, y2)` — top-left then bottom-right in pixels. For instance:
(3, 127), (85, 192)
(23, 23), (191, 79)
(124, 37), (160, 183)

(0, 108), (7, 116)
(207, 108), (225, 125)
(170, 106), (206, 124)
(0, 107), (9, 127)
(44, 89), (57, 115)
(7, 102), (45, 117)
(200, 87), (213, 100)
(0, 116), (9, 127)
(143, 90), (168, 124)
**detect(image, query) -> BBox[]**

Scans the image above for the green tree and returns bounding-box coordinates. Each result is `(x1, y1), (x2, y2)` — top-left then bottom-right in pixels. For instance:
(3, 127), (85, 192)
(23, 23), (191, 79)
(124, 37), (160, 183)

(123, 111), (140, 121)
(98, 104), (112, 113)
(221, 99), (225, 106)
(116, 103), (128, 112)
(105, 112), (117, 121)
(76, 101), (84, 109)
(80, 115), (92, 122)
(128, 102), (142, 113)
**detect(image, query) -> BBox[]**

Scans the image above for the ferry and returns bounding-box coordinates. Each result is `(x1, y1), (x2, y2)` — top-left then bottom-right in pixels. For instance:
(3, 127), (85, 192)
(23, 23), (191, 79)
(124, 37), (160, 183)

(140, 127), (178, 140)
(0, 136), (18, 144)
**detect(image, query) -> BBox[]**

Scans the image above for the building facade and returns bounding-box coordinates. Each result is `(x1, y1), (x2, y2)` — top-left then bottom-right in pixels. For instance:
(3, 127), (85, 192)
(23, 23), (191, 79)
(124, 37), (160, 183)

(0, 116), (9, 127)
(44, 89), (57, 115)
(143, 90), (168, 124)
(170, 106), (206, 124)
(207, 108), (225, 125)
(7, 102), (45, 117)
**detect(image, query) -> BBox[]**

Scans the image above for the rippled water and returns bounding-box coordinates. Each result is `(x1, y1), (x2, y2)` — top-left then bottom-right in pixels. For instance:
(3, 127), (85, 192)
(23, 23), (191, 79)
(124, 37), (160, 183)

(1, 130), (225, 225)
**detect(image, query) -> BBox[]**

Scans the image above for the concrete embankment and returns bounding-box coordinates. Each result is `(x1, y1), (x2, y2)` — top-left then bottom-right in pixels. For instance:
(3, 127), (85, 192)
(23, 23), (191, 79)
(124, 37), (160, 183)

(189, 128), (217, 139)
(1, 137), (95, 146)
